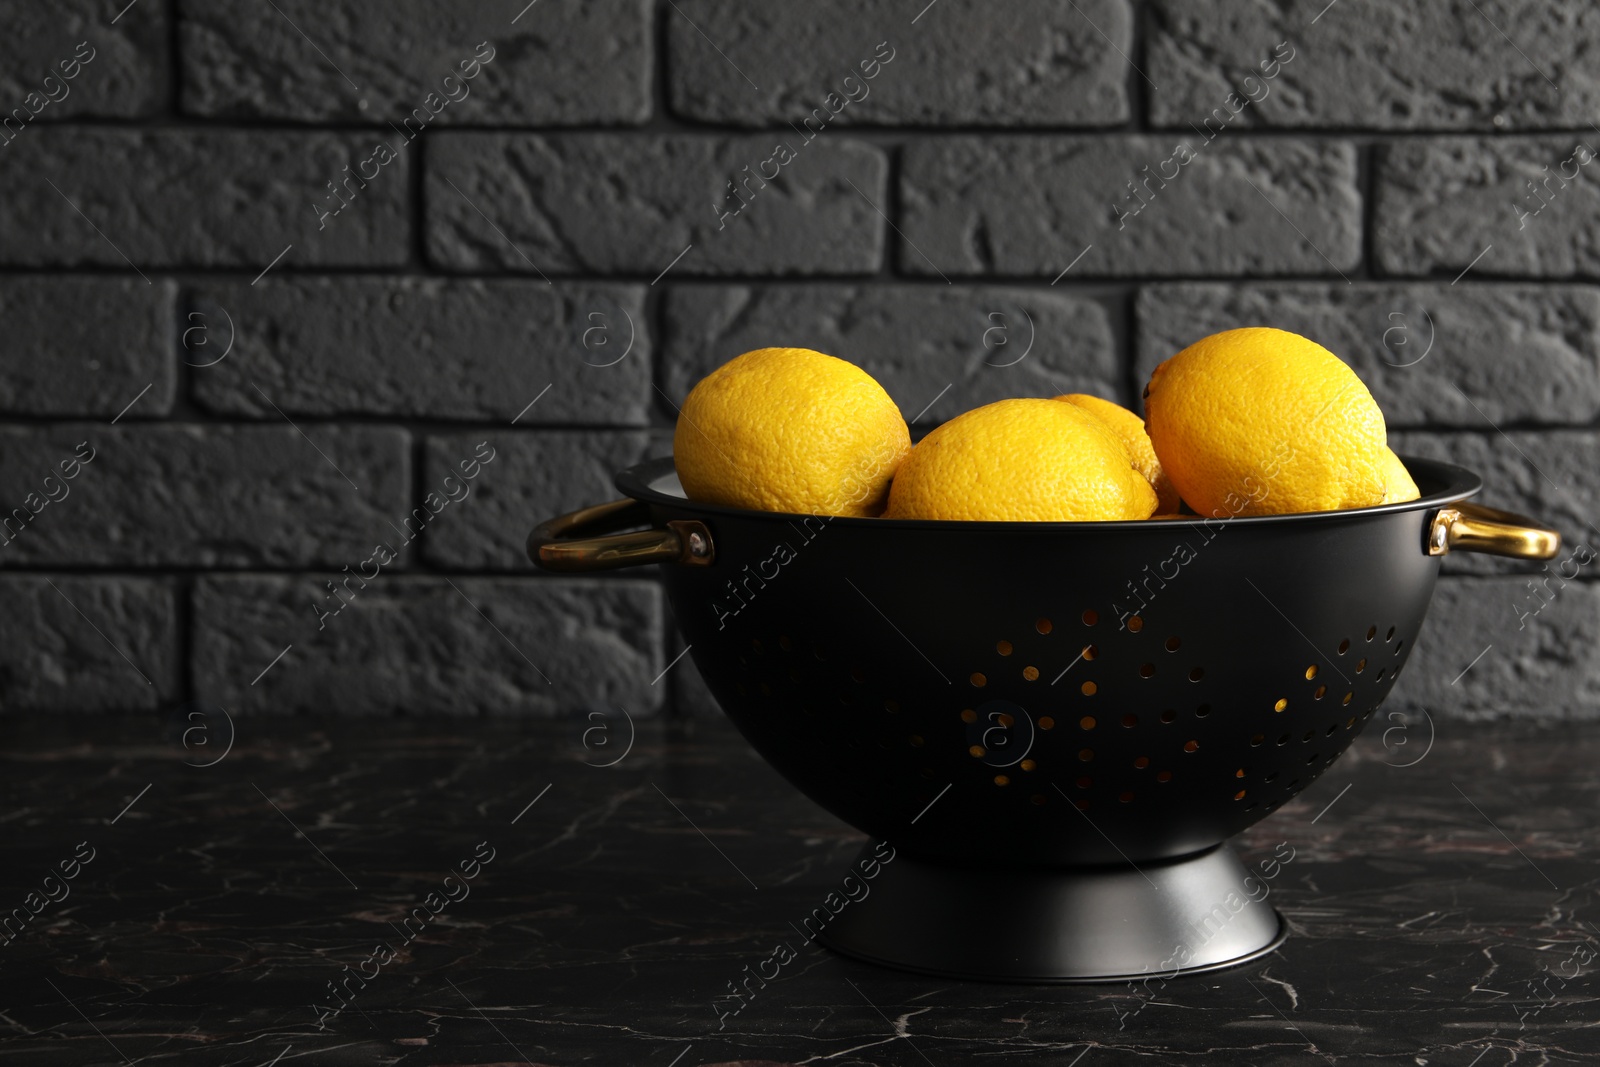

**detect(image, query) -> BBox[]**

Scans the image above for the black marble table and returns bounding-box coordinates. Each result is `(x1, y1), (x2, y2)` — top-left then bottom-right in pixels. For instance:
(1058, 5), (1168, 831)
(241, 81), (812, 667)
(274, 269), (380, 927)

(0, 711), (1596, 1066)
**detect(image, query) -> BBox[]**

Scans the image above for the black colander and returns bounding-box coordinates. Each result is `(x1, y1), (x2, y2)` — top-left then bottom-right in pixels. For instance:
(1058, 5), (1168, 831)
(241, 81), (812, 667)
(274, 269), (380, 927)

(529, 455), (1558, 982)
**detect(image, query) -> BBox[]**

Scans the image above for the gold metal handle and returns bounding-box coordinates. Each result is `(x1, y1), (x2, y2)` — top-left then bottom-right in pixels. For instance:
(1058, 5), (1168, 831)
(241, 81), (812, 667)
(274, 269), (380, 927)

(1427, 501), (1561, 560)
(528, 498), (714, 572)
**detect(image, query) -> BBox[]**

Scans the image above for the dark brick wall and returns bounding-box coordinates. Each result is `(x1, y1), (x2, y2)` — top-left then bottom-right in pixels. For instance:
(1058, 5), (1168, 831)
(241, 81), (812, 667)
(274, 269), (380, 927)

(1, 0), (1595, 720)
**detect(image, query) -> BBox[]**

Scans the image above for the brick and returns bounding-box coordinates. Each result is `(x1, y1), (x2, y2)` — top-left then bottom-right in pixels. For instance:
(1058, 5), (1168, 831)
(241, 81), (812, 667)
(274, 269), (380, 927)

(1148, 0), (1600, 131)
(672, 645), (723, 717)
(177, 0), (650, 124)
(0, 129), (409, 268)
(192, 576), (664, 716)
(1389, 431), (1600, 578)
(0, 425), (408, 567)
(426, 134), (887, 276)
(1375, 137), (1600, 277)
(1388, 577), (1600, 720)
(0, 278), (176, 418)
(0, 577), (176, 711)
(0, 3), (165, 121)
(188, 279), (650, 423)
(1136, 284), (1600, 428)
(667, 0), (1129, 127)
(663, 285), (1120, 422)
(420, 431), (654, 570)
(900, 137), (1360, 277)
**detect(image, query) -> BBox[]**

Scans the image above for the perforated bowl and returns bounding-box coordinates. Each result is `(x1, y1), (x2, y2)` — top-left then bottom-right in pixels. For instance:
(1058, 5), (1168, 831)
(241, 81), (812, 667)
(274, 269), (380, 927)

(529, 455), (1558, 982)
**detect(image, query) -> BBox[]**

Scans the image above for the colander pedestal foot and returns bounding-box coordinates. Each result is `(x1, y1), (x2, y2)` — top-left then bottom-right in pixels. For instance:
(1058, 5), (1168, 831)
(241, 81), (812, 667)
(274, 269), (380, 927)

(815, 842), (1285, 983)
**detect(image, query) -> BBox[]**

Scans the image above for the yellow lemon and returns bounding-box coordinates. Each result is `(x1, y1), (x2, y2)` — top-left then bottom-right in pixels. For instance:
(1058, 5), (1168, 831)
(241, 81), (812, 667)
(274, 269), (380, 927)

(674, 347), (910, 517)
(1055, 393), (1182, 513)
(1144, 327), (1389, 517)
(1380, 447), (1421, 503)
(885, 398), (1158, 522)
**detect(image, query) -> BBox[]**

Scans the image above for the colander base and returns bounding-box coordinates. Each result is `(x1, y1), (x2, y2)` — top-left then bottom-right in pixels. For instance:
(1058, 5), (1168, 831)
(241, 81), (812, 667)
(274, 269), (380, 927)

(816, 842), (1286, 984)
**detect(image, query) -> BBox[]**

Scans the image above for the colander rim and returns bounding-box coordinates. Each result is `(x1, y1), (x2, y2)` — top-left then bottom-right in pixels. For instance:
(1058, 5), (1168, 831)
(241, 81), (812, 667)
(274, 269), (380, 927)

(615, 454), (1484, 532)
